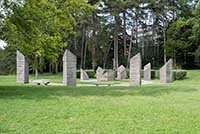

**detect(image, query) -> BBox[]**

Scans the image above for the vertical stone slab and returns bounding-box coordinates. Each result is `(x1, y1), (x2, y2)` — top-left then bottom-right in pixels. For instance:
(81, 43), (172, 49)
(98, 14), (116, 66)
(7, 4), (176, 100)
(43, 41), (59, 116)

(130, 53), (141, 86)
(63, 49), (77, 86)
(96, 67), (104, 81)
(103, 70), (114, 81)
(144, 63), (151, 81)
(160, 59), (173, 83)
(16, 51), (29, 83)
(117, 65), (127, 80)
(80, 69), (89, 80)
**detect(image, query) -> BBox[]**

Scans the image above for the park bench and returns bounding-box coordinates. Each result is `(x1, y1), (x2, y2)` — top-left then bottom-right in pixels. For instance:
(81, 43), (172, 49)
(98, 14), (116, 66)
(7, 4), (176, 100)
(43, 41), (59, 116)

(94, 82), (114, 87)
(32, 79), (50, 85)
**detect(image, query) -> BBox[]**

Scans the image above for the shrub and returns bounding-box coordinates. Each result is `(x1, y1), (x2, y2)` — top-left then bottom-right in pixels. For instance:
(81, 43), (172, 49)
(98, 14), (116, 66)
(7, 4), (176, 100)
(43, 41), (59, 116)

(151, 70), (159, 79)
(87, 70), (96, 78)
(145, 69), (187, 80)
(77, 71), (80, 78)
(77, 70), (96, 79)
(80, 69), (187, 80)
(173, 70), (187, 80)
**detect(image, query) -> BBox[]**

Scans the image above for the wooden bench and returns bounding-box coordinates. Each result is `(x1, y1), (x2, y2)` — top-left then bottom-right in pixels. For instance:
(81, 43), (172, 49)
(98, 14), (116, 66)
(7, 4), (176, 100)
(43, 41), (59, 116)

(32, 79), (50, 85)
(94, 83), (114, 87)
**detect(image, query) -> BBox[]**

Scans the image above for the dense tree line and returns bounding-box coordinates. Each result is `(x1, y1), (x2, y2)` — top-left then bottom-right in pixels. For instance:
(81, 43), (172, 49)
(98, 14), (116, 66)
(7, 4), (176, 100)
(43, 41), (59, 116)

(0, 0), (199, 75)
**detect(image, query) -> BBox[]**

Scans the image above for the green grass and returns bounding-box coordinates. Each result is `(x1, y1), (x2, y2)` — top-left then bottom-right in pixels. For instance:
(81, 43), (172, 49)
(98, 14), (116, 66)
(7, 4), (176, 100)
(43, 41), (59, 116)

(0, 70), (200, 133)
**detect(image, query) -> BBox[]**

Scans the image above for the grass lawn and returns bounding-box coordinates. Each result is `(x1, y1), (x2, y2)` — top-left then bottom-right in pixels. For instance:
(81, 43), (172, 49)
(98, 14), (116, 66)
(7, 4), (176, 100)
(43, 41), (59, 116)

(0, 70), (200, 133)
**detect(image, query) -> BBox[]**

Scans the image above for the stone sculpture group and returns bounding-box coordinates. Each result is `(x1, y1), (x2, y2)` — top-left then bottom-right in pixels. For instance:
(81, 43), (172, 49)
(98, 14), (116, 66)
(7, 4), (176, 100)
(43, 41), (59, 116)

(16, 49), (77, 86)
(96, 68), (114, 81)
(95, 53), (174, 86)
(16, 50), (174, 86)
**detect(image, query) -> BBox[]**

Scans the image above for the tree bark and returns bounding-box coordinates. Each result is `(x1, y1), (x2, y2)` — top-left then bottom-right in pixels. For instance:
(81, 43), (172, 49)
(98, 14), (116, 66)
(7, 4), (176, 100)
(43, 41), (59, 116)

(80, 26), (86, 69)
(91, 13), (97, 70)
(127, 28), (134, 68)
(55, 63), (58, 73)
(34, 56), (39, 78)
(114, 15), (119, 70)
(123, 11), (127, 56)
(163, 20), (167, 64)
(103, 42), (112, 69)
(83, 31), (88, 69)
(135, 13), (139, 50)
(35, 69), (38, 78)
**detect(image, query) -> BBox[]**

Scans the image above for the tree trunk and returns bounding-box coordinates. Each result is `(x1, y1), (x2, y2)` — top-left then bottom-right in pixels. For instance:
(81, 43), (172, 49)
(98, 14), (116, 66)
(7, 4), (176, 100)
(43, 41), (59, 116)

(123, 11), (127, 56)
(55, 63), (58, 73)
(103, 42), (112, 69)
(152, 11), (156, 59)
(164, 46), (167, 63)
(114, 15), (119, 70)
(135, 14), (139, 51)
(163, 24), (167, 63)
(81, 27), (86, 69)
(80, 26), (86, 69)
(184, 52), (187, 64)
(35, 69), (38, 78)
(173, 51), (177, 68)
(142, 28), (145, 59)
(91, 13), (97, 70)
(49, 63), (52, 73)
(83, 31), (88, 69)
(127, 28), (134, 68)
(34, 56), (39, 78)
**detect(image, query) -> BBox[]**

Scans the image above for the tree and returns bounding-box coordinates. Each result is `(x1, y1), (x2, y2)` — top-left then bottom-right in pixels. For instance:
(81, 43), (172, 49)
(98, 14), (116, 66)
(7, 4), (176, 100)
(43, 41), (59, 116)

(0, 0), (92, 76)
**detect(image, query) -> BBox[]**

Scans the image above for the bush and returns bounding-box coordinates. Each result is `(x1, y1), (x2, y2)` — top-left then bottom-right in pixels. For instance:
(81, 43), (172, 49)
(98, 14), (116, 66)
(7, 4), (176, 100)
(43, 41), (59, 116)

(143, 69), (187, 80)
(150, 70), (187, 80)
(87, 70), (96, 78)
(151, 70), (159, 79)
(77, 70), (96, 79)
(127, 70), (158, 79)
(173, 70), (187, 80)
(78, 69), (187, 80)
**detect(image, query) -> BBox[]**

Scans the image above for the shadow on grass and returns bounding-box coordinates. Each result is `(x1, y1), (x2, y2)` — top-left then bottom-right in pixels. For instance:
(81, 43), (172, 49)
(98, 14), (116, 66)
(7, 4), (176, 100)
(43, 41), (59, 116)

(0, 84), (198, 100)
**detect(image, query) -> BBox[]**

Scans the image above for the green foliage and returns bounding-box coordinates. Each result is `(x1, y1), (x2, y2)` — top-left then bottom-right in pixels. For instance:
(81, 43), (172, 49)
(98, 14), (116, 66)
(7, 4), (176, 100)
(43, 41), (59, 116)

(145, 70), (187, 80)
(0, 46), (16, 74)
(0, 0), (200, 74)
(165, 2), (200, 68)
(165, 18), (193, 55)
(151, 70), (158, 79)
(173, 70), (187, 80)
(165, 19), (196, 67)
(0, 0), (92, 73)
(76, 70), (95, 79)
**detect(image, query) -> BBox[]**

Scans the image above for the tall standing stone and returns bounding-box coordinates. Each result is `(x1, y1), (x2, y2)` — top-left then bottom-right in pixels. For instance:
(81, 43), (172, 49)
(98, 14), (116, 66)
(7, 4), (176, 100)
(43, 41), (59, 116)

(130, 53), (141, 86)
(63, 49), (77, 86)
(144, 63), (151, 81)
(160, 59), (173, 83)
(96, 67), (104, 81)
(16, 51), (29, 83)
(117, 65), (127, 80)
(80, 69), (89, 80)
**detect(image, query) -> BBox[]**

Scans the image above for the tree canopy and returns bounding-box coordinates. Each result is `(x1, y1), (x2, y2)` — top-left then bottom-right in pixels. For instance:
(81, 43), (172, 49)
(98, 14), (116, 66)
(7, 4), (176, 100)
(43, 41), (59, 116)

(0, 0), (199, 74)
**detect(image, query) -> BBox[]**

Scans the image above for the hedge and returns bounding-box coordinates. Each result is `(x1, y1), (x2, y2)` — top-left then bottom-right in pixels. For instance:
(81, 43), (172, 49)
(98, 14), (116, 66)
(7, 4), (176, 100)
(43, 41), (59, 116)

(77, 69), (187, 80)
(77, 70), (96, 78)
(173, 70), (187, 80)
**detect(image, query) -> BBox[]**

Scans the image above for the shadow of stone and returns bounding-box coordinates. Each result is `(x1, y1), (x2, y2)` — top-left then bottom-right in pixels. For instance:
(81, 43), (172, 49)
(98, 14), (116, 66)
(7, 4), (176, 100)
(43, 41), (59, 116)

(0, 84), (198, 100)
